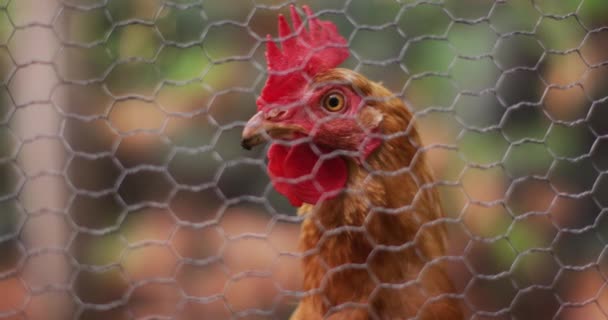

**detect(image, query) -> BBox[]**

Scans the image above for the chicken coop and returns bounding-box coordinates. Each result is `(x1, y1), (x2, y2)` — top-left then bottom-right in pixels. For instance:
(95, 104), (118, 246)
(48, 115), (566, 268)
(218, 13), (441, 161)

(0, 0), (607, 319)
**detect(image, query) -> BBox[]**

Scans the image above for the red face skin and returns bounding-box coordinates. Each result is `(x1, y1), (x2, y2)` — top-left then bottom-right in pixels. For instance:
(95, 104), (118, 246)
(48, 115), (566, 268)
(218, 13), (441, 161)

(243, 6), (371, 207)
(258, 82), (382, 207)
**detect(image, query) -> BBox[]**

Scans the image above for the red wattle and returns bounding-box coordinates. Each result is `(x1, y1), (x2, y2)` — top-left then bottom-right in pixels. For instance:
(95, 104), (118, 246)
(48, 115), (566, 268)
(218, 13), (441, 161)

(267, 143), (348, 207)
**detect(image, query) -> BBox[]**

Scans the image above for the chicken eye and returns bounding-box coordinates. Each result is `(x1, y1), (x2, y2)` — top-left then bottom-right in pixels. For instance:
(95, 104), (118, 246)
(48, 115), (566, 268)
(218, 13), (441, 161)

(322, 92), (345, 112)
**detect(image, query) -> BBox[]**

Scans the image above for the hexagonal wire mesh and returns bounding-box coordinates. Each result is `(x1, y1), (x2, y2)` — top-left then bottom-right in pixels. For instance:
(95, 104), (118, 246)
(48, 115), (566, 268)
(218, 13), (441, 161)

(0, 0), (607, 319)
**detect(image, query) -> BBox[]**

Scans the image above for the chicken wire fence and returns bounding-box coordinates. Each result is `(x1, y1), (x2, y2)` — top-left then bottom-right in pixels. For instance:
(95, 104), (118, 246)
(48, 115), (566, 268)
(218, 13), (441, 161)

(0, 0), (607, 319)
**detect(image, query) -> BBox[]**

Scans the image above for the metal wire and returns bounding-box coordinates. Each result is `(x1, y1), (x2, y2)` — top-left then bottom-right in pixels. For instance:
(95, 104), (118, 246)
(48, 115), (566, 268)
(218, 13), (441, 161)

(0, 0), (607, 319)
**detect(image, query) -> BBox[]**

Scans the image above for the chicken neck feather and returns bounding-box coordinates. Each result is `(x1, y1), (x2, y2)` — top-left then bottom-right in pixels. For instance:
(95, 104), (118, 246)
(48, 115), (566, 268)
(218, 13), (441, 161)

(292, 69), (463, 320)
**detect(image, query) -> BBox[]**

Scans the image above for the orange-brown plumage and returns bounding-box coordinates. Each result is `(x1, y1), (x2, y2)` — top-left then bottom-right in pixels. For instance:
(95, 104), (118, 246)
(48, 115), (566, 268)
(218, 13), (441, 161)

(288, 69), (463, 319)
(241, 7), (462, 319)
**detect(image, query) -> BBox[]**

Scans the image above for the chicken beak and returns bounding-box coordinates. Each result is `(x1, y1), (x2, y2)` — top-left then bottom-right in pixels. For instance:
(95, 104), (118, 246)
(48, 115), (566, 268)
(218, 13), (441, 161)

(241, 111), (266, 150)
(241, 111), (305, 150)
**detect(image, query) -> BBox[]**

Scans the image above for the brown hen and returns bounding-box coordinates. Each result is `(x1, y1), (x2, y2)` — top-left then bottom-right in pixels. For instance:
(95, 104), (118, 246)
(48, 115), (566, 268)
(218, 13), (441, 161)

(241, 6), (463, 320)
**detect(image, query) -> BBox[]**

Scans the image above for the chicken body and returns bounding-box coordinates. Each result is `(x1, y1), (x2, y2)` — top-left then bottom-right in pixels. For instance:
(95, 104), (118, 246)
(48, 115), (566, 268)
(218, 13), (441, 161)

(240, 6), (462, 319)
(285, 69), (462, 320)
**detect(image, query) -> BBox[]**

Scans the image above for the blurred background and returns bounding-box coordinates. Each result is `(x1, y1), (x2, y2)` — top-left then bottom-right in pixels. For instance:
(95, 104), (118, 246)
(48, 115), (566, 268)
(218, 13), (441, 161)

(0, 0), (607, 319)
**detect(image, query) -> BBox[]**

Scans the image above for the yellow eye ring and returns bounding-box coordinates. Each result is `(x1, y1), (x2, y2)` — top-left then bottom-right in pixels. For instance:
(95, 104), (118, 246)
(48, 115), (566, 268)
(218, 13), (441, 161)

(322, 92), (345, 112)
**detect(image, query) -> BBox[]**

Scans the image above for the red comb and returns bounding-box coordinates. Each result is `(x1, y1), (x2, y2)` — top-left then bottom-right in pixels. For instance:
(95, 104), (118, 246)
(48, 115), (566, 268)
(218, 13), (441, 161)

(256, 5), (349, 110)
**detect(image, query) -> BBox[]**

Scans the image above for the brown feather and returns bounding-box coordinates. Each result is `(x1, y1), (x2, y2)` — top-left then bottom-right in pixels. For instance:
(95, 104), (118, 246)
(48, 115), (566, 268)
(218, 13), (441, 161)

(290, 69), (463, 320)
